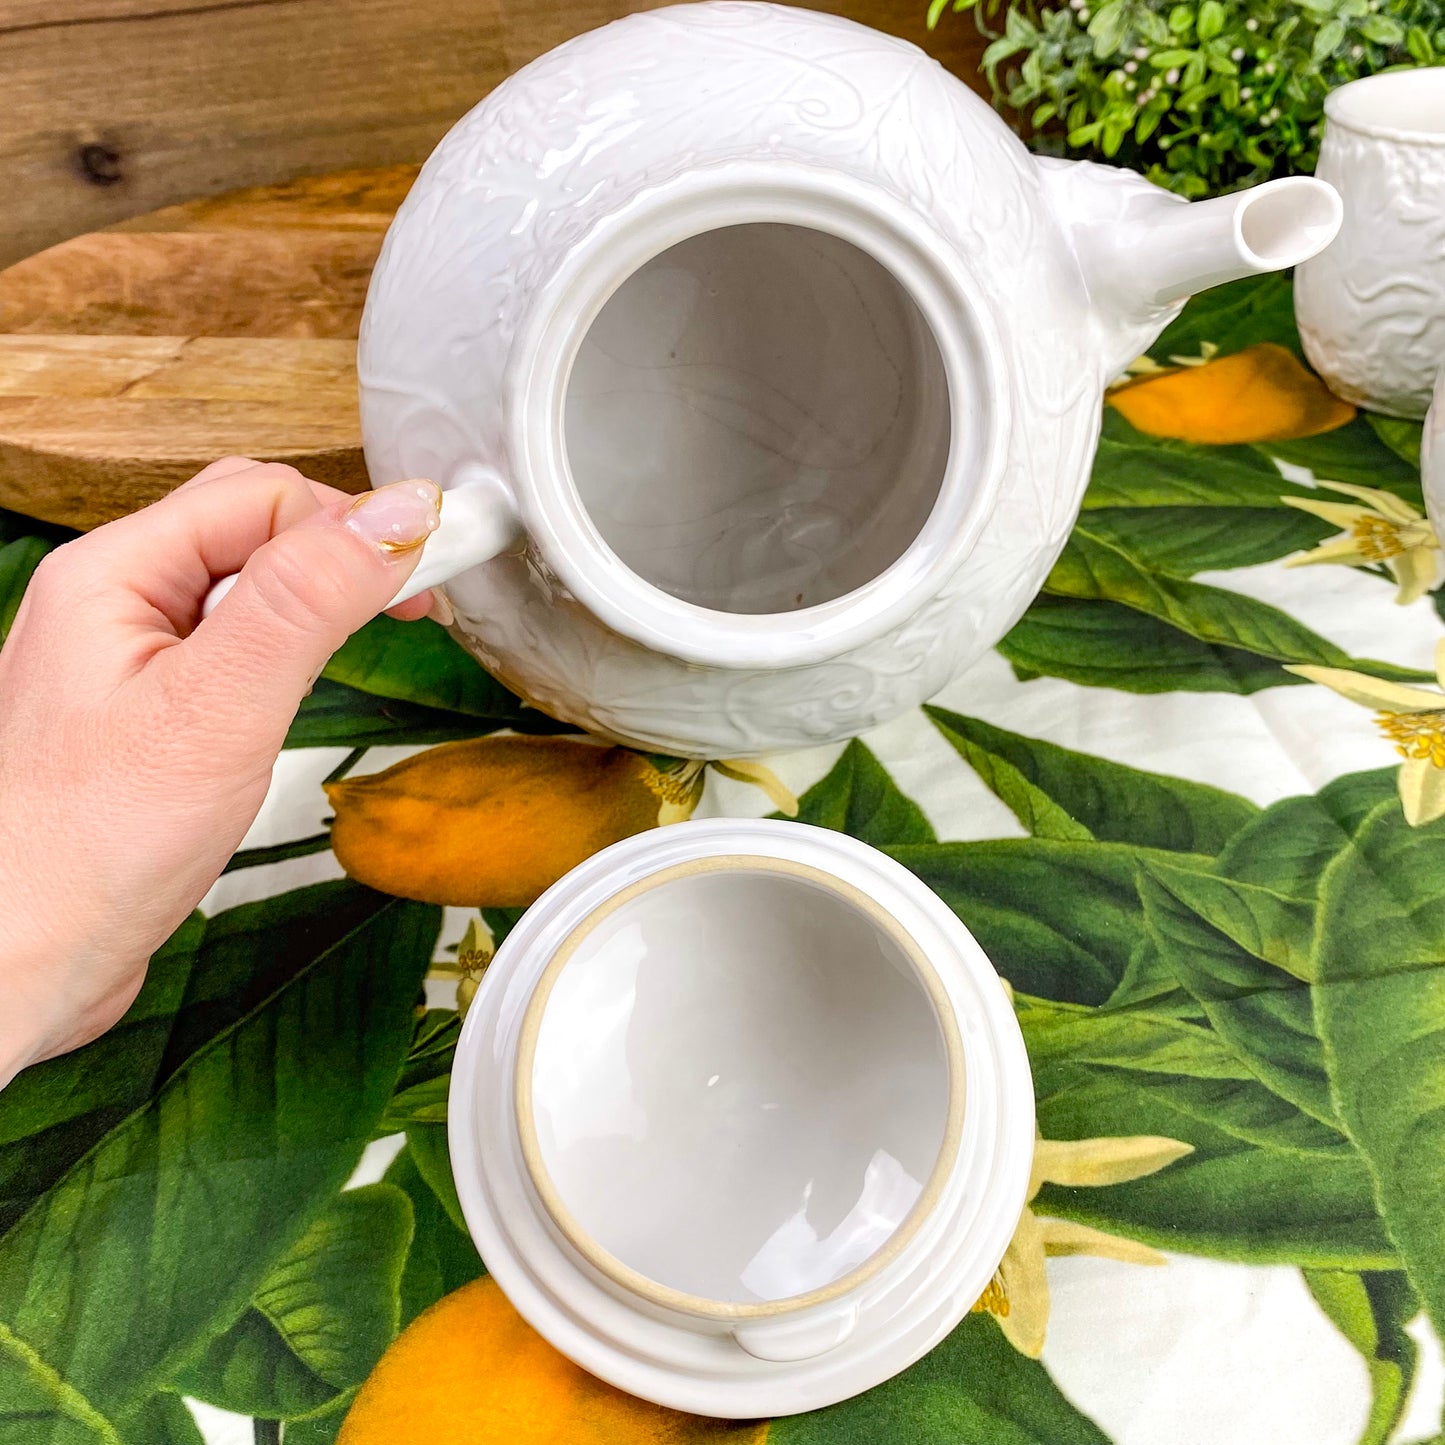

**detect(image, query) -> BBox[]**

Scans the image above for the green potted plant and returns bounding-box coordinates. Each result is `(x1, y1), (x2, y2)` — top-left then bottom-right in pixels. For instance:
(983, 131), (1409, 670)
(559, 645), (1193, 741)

(931, 0), (1444, 195)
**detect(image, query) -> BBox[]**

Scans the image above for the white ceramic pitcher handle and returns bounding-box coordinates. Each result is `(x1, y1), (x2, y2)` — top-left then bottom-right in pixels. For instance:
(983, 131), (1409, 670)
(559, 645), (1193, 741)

(200, 464), (519, 619)
(730, 1304), (858, 1363)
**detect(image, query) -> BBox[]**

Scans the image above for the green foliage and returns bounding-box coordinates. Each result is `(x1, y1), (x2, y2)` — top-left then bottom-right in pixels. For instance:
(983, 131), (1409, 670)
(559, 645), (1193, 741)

(384, 1145), (484, 1332)
(288, 616), (572, 749)
(0, 884), (439, 1439)
(176, 1184), (413, 1420)
(935, 715), (1417, 1276)
(927, 705), (1258, 850)
(931, 0), (1445, 197)
(0, 538), (51, 645)
(322, 614), (527, 720)
(772, 1310), (1110, 1444)
(998, 280), (1433, 696)
(1313, 799), (1445, 1343)
(1045, 511), (1428, 679)
(780, 738), (937, 844)
(1304, 1271), (1419, 1445)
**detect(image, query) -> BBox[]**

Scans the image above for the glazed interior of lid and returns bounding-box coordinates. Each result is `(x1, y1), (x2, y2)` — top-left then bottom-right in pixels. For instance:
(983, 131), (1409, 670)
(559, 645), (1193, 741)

(562, 222), (951, 616)
(519, 858), (960, 1313)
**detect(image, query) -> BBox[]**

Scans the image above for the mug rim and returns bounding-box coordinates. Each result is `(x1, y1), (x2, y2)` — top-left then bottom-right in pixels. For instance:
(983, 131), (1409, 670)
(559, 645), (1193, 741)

(1325, 69), (1445, 146)
(505, 161), (1011, 672)
(512, 851), (969, 1321)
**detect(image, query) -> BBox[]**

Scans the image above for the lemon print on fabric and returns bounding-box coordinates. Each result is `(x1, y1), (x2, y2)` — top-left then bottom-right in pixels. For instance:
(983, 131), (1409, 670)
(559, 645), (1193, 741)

(337, 1277), (768, 1445)
(326, 737), (668, 907)
(326, 736), (795, 907)
(1109, 342), (1354, 444)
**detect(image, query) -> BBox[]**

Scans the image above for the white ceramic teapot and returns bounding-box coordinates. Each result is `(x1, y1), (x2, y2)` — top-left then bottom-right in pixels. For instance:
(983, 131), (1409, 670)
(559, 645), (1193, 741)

(351, 1), (1341, 758)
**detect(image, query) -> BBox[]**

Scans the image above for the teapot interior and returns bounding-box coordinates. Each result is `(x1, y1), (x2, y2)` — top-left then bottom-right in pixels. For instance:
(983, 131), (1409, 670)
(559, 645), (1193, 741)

(564, 223), (951, 616)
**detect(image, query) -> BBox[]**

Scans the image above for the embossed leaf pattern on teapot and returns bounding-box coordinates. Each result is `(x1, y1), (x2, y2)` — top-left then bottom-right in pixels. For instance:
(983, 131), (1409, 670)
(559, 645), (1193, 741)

(351, 2), (1342, 757)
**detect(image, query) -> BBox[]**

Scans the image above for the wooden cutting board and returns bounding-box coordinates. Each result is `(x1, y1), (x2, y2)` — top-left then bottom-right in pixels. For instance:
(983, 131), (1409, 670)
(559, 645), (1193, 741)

(0, 166), (416, 530)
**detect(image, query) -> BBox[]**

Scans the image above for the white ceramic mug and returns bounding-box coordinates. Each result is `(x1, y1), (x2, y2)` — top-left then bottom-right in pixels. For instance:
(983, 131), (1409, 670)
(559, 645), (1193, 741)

(448, 818), (1034, 1418)
(1296, 68), (1445, 419)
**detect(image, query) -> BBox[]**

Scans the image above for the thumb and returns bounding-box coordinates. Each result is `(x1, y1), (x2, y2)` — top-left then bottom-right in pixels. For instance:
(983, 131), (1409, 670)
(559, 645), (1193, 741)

(184, 478), (441, 709)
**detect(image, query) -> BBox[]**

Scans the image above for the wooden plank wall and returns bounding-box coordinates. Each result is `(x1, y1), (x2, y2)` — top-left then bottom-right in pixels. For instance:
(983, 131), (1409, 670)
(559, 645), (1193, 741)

(0, 0), (990, 269)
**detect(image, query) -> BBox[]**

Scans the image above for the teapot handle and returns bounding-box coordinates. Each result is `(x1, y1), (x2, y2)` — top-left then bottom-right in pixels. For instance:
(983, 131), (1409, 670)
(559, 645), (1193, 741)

(200, 464), (519, 619)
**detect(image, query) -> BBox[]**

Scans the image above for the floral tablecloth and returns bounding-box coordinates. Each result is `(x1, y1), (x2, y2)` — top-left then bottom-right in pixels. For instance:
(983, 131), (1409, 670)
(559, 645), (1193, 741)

(4, 273), (1445, 1445)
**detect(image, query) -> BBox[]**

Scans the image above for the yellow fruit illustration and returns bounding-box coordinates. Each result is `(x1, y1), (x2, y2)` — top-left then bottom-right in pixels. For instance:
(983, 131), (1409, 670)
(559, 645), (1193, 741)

(337, 1277), (768, 1445)
(1109, 342), (1355, 444)
(325, 736), (680, 907)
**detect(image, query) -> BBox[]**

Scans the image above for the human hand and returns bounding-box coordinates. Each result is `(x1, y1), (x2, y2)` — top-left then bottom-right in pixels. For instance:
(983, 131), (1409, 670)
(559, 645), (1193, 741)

(0, 458), (442, 1085)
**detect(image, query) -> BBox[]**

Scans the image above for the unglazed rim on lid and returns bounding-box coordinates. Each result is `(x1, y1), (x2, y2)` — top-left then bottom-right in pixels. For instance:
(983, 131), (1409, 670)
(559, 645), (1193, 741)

(506, 161), (1010, 673)
(513, 852), (968, 1322)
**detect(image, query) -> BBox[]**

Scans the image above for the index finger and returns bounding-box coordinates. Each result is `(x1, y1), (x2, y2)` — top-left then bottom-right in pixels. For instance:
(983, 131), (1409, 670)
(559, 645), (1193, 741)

(76, 462), (332, 634)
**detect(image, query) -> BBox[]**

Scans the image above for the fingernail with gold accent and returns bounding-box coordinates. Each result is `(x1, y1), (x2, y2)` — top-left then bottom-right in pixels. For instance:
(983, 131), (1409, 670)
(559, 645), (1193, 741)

(346, 479), (441, 557)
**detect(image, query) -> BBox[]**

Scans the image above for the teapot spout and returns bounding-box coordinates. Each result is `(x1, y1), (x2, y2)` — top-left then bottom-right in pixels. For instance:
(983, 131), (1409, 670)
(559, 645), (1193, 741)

(1108, 174), (1341, 309)
(1039, 159), (1342, 373)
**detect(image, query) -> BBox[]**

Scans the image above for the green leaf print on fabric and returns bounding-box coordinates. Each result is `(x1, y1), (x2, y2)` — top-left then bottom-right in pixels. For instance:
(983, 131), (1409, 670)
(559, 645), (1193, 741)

(1148, 273), (1300, 361)
(927, 707), (1257, 852)
(1365, 414), (1424, 472)
(129, 1394), (206, 1445)
(322, 615), (531, 721)
(0, 1322), (120, 1445)
(287, 612), (578, 750)
(269, 1391), (351, 1445)
(891, 840), (1161, 1005)
(384, 1145), (484, 1333)
(782, 738), (936, 845)
(1001, 595), (1301, 694)
(998, 334), (1431, 698)
(1264, 419), (1423, 498)
(376, 1011), (460, 1135)
(1139, 865), (1339, 1130)
(1044, 525), (1427, 683)
(1082, 504), (1330, 577)
(0, 536), (50, 644)
(177, 1184), (413, 1420)
(285, 679), (513, 750)
(1085, 412), (1301, 510)
(0, 884), (439, 1431)
(1082, 412), (1332, 576)
(405, 1125), (467, 1237)
(1032, 1063), (1396, 1269)
(179, 1310), (335, 1422)
(1313, 799), (1445, 1342)
(1304, 1271), (1419, 1445)
(0, 914), (206, 1240)
(771, 1311), (1109, 1445)
(1023, 998), (1346, 1158)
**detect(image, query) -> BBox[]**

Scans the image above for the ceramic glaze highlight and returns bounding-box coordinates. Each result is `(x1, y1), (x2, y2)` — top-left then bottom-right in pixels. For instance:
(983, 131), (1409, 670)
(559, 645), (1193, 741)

(521, 862), (957, 1311)
(356, 1), (1341, 757)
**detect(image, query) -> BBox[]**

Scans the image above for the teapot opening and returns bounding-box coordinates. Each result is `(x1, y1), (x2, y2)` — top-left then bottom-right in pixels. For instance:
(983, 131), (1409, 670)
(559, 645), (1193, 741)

(509, 164), (1006, 671)
(562, 222), (952, 615)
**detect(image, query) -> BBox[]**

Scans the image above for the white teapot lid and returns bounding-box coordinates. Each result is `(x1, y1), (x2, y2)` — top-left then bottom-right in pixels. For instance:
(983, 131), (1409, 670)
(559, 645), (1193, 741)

(448, 818), (1034, 1418)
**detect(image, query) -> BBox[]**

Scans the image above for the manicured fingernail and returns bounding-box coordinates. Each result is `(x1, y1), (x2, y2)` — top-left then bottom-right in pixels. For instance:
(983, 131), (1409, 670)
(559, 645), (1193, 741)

(345, 479), (441, 556)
